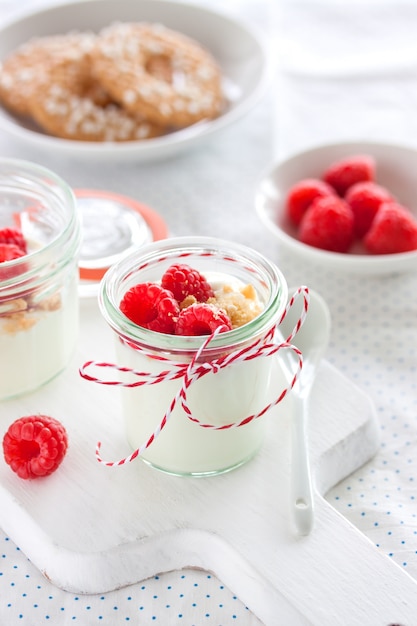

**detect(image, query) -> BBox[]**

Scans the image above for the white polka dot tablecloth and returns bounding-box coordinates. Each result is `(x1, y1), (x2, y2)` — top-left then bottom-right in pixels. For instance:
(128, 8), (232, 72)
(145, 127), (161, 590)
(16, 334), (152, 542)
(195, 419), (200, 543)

(1, 0), (417, 623)
(276, 256), (417, 582)
(272, 0), (417, 592)
(1, 546), (258, 624)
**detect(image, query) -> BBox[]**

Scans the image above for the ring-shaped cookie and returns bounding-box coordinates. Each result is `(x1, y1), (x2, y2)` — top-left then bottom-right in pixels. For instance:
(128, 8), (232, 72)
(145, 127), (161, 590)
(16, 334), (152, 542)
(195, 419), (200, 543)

(0, 33), (96, 117)
(29, 56), (165, 142)
(91, 22), (224, 128)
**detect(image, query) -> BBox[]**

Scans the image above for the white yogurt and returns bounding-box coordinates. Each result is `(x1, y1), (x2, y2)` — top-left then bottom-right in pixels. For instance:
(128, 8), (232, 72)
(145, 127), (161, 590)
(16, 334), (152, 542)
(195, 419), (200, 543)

(113, 272), (280, 476)
(115, 338), (275, 476)
(0, 158), (81, 400)
(0, 275), (79, 399)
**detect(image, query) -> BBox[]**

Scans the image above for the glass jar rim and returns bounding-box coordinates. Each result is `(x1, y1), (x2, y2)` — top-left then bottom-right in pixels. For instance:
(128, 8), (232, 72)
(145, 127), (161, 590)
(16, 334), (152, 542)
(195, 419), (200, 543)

(0, 158), (80, 292)
(99, 236), (288, 353)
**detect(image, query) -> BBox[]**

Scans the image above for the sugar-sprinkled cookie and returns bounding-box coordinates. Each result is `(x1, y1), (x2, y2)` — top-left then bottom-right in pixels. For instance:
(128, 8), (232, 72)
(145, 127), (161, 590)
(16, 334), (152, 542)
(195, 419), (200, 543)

(29, 55), (165, 142)
(90, 22), (224, 128)
(0, 32), (96, 117)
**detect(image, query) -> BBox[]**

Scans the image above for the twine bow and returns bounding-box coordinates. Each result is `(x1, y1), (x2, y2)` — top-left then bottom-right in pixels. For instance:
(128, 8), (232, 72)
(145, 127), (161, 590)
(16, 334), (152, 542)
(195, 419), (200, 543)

(79, 286), (309, 466)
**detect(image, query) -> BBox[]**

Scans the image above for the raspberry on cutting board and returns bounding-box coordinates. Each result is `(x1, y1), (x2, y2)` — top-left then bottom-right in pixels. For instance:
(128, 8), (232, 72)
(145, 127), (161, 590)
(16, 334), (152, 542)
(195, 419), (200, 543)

(364, 201), (417, 254)
(119, 282), (180, 333)
(3, 414), (68, 479)
(285, 178), (336, 226)
(298, 195), (355, 253)
(322, 155), (376, 196)
(175, 303), (232, 336)
(161, 263), (214, 303)
(345, 181), (393, 238)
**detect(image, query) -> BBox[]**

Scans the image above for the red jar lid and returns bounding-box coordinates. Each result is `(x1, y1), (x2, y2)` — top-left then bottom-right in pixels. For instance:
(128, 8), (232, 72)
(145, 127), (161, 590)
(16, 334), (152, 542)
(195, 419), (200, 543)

(76, 189), (168, 294)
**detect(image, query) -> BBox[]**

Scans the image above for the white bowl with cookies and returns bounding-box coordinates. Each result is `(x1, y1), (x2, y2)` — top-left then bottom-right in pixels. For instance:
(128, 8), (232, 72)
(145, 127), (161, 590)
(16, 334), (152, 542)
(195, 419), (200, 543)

(0, 0), (269, 161)
(255, 141), (417, 276)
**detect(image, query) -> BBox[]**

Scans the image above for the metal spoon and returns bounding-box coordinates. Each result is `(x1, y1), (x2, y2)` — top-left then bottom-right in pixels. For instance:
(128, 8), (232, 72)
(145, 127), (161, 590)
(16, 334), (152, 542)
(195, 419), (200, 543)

(279, 288), (331, 536)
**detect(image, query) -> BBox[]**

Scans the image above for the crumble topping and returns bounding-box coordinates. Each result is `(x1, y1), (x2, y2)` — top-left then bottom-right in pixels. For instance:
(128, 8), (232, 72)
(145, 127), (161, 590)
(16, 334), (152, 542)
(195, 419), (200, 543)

(1, 292), (62, 334)
(179, 283), (263, 329)
(208, 283), (263, 329)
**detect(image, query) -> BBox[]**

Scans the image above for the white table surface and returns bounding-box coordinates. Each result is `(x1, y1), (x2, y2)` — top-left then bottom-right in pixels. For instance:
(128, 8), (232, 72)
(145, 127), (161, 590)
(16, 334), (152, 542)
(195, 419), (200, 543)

(1, 0), (417, 624)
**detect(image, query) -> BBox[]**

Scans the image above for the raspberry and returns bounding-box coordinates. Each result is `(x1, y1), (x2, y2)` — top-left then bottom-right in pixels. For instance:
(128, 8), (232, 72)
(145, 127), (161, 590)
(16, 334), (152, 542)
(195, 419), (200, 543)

(161, 263), (214, 303)
(322, 155), (375, 196)
(0, 227), (27, 253)
(3, 414), (68, 479)
(0, 243), (26, 280)
(364, 201), (417, 254)
(345, 181), (393, 238)
(120, 282), (180, 333)
(298, 195), (355, 253)
(175, 303), (232, 336)
(285, 178), (336, 226)
(0, 242), (25, 262)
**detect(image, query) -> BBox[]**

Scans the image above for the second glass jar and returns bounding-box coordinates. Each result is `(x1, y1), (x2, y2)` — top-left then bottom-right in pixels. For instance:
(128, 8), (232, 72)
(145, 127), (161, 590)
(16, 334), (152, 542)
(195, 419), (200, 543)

(0, 158), (81, 400)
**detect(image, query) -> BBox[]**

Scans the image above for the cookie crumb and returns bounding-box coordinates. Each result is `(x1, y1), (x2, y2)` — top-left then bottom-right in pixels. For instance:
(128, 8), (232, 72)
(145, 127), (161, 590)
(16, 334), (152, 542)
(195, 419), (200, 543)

(208, 284), (263, 329)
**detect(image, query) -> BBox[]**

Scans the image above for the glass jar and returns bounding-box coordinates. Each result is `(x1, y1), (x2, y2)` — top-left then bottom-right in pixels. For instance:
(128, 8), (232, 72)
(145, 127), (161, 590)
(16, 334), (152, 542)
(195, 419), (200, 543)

(96, 236), (294, 476)
(0, 158), (81, 400)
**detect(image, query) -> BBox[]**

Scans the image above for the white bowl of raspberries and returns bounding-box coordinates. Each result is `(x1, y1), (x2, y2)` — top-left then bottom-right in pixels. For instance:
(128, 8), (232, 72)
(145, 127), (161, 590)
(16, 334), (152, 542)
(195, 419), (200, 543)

(255, 141), (417, 274)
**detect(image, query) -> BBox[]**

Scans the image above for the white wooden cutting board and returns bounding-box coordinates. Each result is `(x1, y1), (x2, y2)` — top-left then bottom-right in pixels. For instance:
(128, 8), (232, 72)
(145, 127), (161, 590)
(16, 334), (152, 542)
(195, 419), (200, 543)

(1, 297), (416, 625)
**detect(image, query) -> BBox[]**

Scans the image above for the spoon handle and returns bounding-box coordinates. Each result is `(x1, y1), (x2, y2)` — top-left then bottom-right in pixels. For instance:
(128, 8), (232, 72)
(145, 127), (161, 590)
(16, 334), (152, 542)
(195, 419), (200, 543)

(291, 396), (314, 535)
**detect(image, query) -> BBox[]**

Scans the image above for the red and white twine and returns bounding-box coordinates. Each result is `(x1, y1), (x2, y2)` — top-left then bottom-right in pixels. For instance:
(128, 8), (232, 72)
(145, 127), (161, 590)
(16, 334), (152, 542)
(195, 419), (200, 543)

(79, 286), (309, 467)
